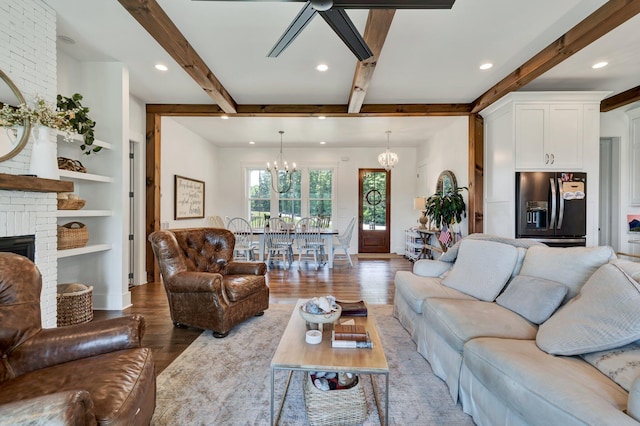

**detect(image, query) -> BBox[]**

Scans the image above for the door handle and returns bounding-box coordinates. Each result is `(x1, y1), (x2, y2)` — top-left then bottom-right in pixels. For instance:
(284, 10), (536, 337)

(550, 153), (555, 164)
(545, 154), (549, 164)
(557, 178), (564, 229)
(549, 178), (556, 229)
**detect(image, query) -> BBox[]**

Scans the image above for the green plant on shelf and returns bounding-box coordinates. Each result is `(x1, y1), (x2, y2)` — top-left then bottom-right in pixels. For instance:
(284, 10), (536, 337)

(57, 93), (100, 155)
(424, 186), (468, 229)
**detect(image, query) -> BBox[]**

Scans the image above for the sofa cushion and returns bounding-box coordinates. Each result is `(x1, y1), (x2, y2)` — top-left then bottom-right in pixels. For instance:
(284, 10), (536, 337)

(581, 341), (640, 392)
(394, 271), (475, 314)
(412, 259), (452, 277)
(462, 338), (633, 426)
(519, 245), (615, 303)
(537, 263), (640, 356)
(615, 259), (640, 283)
(496, 275), (567, 324)
(441, 239), (518, 301)
(424, 299), (537, 353)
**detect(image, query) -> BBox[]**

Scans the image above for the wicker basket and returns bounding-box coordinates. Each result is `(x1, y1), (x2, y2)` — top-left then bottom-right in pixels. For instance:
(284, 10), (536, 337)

(58, 221), (89, 250)
(57, 283), (93, 326)
(57, 157), (87, 173)
(303, 372), (367, 426)
(57, 199), (86, 210)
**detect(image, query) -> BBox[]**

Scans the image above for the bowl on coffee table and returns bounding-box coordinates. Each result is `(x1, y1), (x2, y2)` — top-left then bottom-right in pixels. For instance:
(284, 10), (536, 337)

(299, 304), (342, 324)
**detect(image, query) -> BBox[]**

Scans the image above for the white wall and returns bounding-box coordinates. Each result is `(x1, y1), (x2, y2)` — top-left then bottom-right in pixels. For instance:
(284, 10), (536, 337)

(416, 116), (470, 236)
(601, 101), (640, 258)
(161, 117), (218, 230)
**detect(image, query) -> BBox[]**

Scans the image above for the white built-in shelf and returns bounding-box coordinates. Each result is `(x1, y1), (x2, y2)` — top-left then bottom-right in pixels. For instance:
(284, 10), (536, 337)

(58, 169), (113, 183)
(57, 209), (112, 218)
(55, 130), (113, 150)
(57, 243), (112, 258)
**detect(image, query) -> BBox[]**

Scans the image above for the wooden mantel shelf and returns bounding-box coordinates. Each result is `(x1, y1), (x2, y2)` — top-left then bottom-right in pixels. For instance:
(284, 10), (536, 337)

(0, 173), (73, 193)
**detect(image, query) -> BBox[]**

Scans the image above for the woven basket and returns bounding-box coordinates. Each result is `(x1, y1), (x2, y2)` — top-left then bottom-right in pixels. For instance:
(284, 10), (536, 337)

(58, 221), (89, 250)
(57, 157), (87, 173)
(303, 372), (367, 426)
(57, 199), (86, 210)
(57, 283), (93, 326)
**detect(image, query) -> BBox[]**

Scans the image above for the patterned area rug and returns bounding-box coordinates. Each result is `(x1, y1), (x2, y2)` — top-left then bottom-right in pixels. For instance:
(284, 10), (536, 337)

(152, 304), (473, 425)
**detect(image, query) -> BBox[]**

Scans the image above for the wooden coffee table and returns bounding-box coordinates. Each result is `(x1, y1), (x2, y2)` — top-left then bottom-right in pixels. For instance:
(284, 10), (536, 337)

(270, 300), (389, 425)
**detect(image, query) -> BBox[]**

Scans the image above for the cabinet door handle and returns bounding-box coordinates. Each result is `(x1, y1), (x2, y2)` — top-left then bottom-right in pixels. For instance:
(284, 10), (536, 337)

(550, 153), (555, 164)
(545, 153), (549, 164)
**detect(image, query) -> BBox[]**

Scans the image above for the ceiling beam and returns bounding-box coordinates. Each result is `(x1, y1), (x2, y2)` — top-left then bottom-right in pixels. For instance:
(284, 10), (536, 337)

(118, 0), (238, 113)
(348, 10), (395, 113)
(601, 85), (640, 112)
(147, 102), (471, 117)
(470, 0), (640, 114)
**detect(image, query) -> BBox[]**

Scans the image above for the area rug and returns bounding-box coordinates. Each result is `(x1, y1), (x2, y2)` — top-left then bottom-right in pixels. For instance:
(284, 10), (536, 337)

(152, 304), (473, 425)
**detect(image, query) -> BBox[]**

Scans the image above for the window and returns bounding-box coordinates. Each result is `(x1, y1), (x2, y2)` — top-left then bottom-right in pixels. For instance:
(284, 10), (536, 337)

(246, 166), (335, 224)
(248, 169), (271, 225)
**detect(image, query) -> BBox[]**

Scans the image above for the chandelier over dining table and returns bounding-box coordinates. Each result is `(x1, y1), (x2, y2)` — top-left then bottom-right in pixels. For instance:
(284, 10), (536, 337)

(267, 130), (297, 193)
(378, 130), (398, 171)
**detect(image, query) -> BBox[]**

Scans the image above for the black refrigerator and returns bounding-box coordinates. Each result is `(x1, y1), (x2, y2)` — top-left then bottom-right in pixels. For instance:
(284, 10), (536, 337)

(515, 172), (587, 247)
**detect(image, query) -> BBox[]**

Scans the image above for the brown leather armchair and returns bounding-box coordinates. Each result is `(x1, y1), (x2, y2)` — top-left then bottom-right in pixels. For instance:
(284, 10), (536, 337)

(0, 252), (156, 425)
(148, 227), (269, 338)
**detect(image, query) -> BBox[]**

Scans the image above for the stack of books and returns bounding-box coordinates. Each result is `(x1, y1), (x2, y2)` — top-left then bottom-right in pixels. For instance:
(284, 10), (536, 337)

(336, 300), (368, 317)
(331, 324), (373, 348)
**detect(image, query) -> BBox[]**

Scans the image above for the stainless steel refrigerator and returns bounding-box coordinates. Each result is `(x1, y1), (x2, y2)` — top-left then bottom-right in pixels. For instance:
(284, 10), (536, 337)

(515, 171), (587, 247)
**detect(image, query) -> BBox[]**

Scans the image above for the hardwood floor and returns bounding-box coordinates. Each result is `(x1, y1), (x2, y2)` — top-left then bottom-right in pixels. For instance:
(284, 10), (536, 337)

(93, 255), (412, 374)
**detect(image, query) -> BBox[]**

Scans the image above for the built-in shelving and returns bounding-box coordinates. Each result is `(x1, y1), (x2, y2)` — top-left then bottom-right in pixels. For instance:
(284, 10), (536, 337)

(56, 243), (112, 258)
(55, 130), (113, 150)
(58, 169), (114, 183)
(57, 209), (112, 218)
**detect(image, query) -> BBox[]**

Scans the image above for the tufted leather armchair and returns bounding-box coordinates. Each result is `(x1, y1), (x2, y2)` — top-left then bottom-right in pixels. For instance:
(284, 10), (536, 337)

(148, 227), (269, 338)
(0, 252), (156, 425)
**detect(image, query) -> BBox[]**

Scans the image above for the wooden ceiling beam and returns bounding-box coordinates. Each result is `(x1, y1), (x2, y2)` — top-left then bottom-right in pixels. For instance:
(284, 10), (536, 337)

(118, 0), (238, 113)
(147, 102), (471, 116)
(348, 10), (395, 113)
(471, 0), (640, 114)
(601, 85), (640, 112)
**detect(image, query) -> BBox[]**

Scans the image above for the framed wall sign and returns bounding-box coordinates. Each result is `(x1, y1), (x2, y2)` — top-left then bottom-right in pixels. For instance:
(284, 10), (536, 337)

(174, 175), (205, 219)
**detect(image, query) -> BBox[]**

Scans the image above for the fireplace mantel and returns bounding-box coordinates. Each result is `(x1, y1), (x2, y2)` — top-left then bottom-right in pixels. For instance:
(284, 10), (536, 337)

(0, 173), (73, 193)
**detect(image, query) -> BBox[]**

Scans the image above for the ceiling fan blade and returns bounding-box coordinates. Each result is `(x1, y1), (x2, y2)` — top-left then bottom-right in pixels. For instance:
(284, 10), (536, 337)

(267, 2), (318, 57)
(329, 0), (455, 8)
(319, 7), (373, 61)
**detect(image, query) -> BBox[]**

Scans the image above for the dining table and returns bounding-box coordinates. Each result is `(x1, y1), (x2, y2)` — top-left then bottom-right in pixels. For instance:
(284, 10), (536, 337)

(252, 228), (339, 268)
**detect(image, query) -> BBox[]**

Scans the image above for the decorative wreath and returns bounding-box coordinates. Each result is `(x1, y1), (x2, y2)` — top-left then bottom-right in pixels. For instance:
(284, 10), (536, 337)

(365, 189), (382, 206)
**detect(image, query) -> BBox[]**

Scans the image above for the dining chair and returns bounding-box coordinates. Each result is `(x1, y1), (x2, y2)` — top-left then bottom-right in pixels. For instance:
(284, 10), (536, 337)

(250, 215), (266, 230)
(331, 216), (356, 267)
(207, 215), (226, 228)
(264, 218), (294, 270)
(316, 215), (331, 229)
(226, 217), (256, 261)
(295, 217), (325, 270)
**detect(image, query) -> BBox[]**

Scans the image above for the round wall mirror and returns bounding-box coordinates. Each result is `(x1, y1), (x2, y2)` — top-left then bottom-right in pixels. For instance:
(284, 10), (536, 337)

(436, 170), (457, 195)
(0, 69), (31, 162)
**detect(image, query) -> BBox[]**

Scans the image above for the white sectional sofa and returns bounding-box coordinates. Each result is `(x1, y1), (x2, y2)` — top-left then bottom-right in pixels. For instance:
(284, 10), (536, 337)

(394, 234), (640, 425)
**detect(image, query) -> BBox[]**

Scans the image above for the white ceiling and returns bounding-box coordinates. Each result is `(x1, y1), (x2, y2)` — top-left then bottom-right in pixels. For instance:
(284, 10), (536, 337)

(43, 0), (640, 148)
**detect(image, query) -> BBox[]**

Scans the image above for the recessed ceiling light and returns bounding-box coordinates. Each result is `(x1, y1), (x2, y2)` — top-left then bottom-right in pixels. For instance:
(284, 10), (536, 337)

(320, 141), (326, 145)
(592, 61), (608, 69)
(249, 141), (255, 145)
(316, 64), (329, 72)
(220, 115), (229, 120)
(57, 35), (76, 45)
(318, 116), (326, 120)
(479, 63), (493, 70)
(155, 64), (168, 71)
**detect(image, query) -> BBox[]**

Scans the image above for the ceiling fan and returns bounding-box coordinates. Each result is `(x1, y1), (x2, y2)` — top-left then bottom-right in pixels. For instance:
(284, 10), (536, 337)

(195, 0), (456, 61)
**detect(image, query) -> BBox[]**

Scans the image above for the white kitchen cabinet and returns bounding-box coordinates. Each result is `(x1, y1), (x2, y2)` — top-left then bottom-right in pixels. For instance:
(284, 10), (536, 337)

(481, 92), (608, 245)
(515, 103), (583, 170)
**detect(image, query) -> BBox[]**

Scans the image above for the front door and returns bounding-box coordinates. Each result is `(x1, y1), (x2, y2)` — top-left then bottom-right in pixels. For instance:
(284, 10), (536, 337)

(358, 169), (390, 253)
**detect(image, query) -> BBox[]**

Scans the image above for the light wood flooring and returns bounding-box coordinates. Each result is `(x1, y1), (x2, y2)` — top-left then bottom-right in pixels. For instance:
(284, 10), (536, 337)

(93, 256), (413, 374)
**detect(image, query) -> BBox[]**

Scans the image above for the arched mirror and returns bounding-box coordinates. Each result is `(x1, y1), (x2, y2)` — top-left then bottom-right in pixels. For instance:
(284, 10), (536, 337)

(0, 69), (31, 162)
(436, 170), (457, 195)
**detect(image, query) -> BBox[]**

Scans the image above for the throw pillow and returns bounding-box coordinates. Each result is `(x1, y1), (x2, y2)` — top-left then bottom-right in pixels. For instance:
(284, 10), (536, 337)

(496, 275), (567, 324)
(519, 245), (615, 303)
(441, 239), (518, 301)
(580, 340), (640, 392)
(537, 263), (640, 356)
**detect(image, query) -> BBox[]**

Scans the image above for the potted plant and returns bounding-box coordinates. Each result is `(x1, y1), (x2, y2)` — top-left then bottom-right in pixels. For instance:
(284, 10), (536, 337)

(57, 93), (100, 155)
(0, 96), (75, 134)
(424, 186), (468, 229)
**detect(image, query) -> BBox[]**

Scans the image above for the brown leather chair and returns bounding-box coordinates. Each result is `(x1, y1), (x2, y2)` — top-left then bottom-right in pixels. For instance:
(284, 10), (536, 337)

(0, 252), (156, 425)
(148, 227), (269, 338)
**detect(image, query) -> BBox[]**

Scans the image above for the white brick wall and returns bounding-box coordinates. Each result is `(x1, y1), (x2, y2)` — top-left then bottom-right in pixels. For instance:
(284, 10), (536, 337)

(0, 0), (58, 327)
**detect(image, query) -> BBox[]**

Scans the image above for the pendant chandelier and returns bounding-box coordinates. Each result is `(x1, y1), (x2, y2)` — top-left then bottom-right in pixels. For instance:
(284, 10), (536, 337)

(378, 130), (398, 171)
(266, 130), (297, 193)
